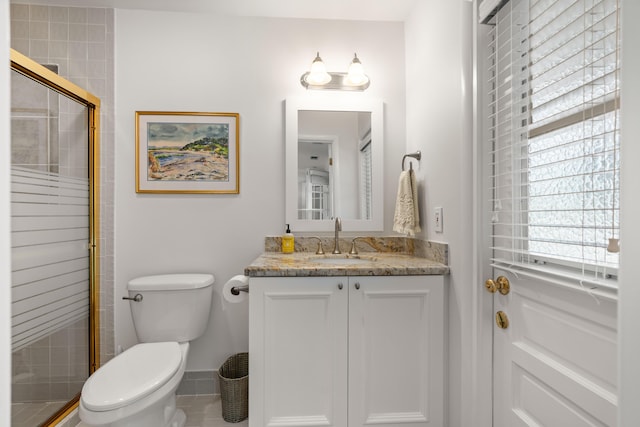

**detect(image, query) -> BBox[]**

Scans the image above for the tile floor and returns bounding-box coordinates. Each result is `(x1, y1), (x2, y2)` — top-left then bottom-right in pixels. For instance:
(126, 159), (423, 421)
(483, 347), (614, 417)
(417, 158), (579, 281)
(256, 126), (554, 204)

(13, 394), (250, 427)
(12, 400), (67, 426)
(178, 394), (248, 427)
(13, 394), (244, 427)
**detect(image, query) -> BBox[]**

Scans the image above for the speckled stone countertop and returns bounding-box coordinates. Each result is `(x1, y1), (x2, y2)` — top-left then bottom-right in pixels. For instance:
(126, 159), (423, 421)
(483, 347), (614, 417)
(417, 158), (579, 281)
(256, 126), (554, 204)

(244, 236), (450, 277)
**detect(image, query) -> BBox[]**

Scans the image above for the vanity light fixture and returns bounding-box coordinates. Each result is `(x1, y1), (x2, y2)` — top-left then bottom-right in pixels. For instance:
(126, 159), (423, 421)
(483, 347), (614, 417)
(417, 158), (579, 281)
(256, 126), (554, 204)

(300, 52), (370, 91)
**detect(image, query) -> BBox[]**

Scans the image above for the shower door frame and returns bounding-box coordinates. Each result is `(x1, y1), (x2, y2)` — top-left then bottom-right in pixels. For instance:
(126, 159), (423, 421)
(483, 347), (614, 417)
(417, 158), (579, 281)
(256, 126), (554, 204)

(10, 48), (101, 426)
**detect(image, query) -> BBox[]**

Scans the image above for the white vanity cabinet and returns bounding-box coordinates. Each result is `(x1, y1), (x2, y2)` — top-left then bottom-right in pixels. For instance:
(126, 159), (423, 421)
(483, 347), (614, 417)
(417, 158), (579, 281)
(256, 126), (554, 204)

(248, 275), (444, 427)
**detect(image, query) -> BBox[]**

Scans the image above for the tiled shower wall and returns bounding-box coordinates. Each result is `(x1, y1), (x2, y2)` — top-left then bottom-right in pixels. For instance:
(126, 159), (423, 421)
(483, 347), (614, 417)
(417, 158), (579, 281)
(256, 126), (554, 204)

(10, 3), (116, 366)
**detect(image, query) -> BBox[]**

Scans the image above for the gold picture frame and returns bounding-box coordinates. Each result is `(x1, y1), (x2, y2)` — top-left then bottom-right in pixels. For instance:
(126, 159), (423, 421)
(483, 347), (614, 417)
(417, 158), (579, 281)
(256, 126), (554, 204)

(135, 111), (239, 194)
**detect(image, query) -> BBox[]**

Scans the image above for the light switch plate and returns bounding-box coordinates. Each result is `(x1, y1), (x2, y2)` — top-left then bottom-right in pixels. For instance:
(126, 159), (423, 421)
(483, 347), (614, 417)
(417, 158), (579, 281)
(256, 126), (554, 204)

(434, 207), (443, 233)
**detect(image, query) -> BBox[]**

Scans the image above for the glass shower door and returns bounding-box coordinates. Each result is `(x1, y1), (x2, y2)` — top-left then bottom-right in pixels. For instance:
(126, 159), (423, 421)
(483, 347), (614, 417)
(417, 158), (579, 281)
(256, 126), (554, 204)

(10, 57), (97, 427)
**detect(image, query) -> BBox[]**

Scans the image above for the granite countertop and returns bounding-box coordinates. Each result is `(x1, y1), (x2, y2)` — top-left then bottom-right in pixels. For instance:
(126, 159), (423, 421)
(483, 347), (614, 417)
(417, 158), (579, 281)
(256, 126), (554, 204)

(244, 236), (450, 277)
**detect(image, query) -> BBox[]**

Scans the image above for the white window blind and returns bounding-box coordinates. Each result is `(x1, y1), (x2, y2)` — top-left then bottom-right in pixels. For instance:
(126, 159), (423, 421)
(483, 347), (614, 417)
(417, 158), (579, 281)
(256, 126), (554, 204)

(485, 0), (620, 281)
(359, 132), (372, 220)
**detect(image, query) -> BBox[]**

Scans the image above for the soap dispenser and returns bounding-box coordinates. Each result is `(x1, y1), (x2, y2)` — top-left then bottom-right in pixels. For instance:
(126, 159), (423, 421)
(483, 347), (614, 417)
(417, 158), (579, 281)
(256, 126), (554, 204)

(282, 224), (295, 253)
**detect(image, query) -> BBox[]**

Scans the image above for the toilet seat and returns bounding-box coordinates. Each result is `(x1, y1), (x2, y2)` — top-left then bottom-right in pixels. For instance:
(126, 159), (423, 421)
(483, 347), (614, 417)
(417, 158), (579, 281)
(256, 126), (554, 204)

(82, 342), (182, 411)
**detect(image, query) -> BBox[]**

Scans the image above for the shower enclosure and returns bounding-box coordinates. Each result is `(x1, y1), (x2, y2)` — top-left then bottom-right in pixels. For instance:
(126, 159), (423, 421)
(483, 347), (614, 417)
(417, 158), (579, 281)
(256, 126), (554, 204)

(10, 49), (100, 427)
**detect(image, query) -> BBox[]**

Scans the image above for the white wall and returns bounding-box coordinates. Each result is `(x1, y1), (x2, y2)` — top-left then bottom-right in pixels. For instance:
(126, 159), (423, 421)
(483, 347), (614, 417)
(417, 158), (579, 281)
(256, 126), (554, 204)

(1, 1), (11, 424)
(114, 10), (406, 370)
(405, 1), (473, 426)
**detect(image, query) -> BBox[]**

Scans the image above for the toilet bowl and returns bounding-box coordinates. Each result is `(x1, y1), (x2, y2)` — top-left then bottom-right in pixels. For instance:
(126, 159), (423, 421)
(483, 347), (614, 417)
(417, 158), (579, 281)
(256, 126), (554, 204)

(80, 342), (188, 427)
(79, 273), (214, 427)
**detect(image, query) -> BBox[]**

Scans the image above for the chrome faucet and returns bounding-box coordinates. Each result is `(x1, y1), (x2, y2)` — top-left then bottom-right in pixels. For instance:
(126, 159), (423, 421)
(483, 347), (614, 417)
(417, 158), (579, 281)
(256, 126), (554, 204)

(333, 217), (342, 254)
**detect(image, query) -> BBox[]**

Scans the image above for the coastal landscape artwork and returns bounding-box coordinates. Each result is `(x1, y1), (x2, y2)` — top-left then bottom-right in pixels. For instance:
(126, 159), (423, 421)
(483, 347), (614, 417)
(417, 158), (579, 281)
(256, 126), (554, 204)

(136, 112), (239, 193)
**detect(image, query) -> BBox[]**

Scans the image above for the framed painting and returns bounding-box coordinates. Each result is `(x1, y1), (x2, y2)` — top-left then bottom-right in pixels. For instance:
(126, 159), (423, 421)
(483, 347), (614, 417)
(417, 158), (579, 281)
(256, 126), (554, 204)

(135, 111), (239, 194)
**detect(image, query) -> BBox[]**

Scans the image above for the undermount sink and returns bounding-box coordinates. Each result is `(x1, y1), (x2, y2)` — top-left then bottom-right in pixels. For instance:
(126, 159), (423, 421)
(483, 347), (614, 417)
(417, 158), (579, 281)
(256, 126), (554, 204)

(309, 256), (375, 266)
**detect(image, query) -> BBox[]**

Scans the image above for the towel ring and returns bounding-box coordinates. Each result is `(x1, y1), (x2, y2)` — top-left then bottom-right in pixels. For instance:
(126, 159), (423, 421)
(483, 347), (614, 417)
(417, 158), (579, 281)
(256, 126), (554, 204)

(402, 151), (422, 171)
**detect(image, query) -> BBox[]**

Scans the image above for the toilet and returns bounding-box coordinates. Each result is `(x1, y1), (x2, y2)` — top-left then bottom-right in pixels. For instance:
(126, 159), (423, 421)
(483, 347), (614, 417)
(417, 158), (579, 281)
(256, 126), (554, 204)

(79, 273), (214, 427)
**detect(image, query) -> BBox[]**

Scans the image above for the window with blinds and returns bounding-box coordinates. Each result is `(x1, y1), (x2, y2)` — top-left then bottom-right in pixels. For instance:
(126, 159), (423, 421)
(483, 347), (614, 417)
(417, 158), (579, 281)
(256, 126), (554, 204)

(484, 0), (620, 282)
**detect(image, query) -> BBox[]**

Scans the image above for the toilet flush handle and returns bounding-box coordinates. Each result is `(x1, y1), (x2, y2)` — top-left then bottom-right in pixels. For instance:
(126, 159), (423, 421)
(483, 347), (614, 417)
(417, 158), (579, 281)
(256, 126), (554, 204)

(122, 293), (143, 302)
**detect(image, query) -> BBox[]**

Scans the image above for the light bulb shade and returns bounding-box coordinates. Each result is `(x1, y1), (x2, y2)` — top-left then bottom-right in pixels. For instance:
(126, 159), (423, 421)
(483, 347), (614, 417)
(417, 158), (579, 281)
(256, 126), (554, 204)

(346, 53), (369, 86)
(304, 53), (332, 86)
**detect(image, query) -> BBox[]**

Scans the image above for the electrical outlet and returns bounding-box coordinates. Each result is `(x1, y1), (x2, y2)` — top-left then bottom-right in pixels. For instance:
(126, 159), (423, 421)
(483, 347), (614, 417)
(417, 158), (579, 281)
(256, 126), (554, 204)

(434, 207), (443, 233)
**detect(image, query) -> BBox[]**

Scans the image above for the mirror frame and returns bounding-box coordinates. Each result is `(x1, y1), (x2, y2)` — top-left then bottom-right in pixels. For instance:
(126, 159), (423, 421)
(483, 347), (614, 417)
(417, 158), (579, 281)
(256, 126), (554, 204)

(285, 96), (384, 232)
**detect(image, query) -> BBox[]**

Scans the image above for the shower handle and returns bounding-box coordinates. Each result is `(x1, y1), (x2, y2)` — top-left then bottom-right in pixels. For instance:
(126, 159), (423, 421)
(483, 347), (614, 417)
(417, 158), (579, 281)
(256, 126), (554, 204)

(122, 293), (143, 302)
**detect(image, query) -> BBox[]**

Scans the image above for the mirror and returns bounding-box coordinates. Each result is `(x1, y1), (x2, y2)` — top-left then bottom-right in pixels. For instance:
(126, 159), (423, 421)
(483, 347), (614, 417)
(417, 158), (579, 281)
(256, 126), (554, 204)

(285, 96), (383, 232)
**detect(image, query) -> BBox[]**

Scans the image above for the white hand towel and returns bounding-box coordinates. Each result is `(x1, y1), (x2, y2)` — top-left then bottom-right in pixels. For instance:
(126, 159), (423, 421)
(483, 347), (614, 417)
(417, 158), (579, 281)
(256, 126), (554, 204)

(393, 169), (421, 236)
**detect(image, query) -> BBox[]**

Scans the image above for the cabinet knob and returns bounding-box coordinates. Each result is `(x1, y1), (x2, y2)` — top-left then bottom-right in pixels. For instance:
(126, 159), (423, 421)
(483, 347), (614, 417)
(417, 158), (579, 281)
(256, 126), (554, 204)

(354, 282), (360, 290)
(338, 283), (343, 290)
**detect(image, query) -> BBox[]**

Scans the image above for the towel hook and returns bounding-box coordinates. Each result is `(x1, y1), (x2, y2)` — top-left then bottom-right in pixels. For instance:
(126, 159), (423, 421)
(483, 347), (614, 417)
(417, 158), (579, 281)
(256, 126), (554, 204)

(402, 151), (422, 171)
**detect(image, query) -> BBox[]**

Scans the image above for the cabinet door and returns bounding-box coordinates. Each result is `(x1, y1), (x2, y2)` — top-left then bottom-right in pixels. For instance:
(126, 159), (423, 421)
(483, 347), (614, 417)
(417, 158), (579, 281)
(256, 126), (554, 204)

(348, 276), (444, 427)
(249, 277), (348, 427)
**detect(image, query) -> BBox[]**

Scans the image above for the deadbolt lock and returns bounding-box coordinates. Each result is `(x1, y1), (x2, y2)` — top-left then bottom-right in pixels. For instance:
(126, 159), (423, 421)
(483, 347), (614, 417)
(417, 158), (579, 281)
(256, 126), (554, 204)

(495, 311), (509, 329)
(485, 275), (510, 295)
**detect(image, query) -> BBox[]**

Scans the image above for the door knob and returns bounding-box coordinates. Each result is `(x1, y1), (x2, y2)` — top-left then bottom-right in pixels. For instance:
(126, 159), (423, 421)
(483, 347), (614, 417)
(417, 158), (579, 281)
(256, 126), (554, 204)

(484, 276), (510, 295)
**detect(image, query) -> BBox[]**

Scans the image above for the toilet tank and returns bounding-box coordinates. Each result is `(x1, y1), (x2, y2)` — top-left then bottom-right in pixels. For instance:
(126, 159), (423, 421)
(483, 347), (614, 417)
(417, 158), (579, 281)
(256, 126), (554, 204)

(127, 274), (214, 343)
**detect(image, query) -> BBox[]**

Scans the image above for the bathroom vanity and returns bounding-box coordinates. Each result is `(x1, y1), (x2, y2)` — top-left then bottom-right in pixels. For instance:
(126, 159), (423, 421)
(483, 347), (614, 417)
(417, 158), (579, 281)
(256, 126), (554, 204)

(245, 237), (448, 427)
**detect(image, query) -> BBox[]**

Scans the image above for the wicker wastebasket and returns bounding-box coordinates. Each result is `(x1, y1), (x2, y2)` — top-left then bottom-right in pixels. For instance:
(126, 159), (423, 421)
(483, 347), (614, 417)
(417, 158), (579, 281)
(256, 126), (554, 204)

(218, 352), (249, 423)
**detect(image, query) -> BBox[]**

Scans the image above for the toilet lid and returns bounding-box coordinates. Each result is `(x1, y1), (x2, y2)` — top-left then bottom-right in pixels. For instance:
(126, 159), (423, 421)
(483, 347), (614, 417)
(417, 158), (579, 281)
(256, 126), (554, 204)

(82, 342), (182, 411)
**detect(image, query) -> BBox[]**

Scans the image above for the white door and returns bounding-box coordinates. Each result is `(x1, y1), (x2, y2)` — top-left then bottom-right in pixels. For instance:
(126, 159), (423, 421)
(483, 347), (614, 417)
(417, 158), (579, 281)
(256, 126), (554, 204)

(481, 0), (622, 425)
(248, 276), (348, 427)
(298, 136), (335, 220)
(489, 270), (617, 427)
(348, 276), (444, 427)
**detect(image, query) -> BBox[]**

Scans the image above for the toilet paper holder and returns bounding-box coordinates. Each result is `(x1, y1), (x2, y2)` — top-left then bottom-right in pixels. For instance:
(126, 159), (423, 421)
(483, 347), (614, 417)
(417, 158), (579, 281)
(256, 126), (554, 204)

(231, 284), (249, 296)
